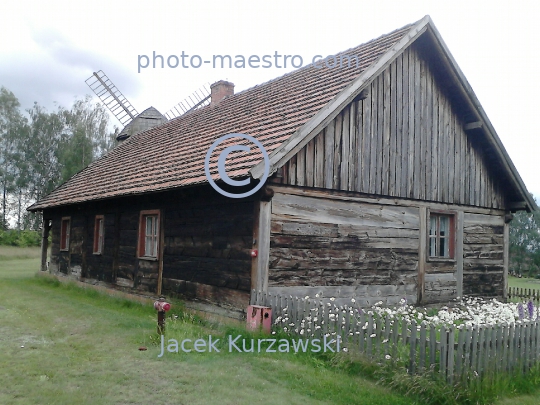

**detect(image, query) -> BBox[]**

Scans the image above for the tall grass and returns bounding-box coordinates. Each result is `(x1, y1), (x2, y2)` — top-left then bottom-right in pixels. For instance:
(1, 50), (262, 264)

(0, 245), (41, 261)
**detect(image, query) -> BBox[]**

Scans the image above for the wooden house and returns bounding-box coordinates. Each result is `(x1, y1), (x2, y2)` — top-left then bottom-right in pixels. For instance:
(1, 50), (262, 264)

(29, 16), (536, 316)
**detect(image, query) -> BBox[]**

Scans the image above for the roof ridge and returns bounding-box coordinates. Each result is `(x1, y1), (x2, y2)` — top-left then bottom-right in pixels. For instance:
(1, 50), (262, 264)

(159, 21), (418, 129)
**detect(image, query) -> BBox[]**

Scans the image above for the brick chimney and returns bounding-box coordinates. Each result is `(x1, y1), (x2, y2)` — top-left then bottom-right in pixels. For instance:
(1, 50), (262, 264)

(210, 80), (234, 106)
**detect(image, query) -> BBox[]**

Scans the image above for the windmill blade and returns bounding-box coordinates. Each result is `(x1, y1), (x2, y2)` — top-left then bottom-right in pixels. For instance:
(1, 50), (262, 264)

(165, 83), (211, 120)
(85, 70), (139, 125)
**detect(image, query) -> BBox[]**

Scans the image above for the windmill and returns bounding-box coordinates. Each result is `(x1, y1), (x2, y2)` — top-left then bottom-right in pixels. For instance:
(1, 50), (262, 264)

(85, 71), (211, 141)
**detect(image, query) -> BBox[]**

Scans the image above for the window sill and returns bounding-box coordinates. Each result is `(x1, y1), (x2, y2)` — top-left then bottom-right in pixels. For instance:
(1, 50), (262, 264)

(93, 252), (102, 256)
(427, 257), (456, 263)
(138, 256), (158, 261)
(60, 249), (69, 252)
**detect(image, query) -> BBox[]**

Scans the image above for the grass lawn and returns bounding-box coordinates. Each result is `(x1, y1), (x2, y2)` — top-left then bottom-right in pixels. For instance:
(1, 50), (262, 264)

(509, 276), (540, 290)
(0, 247), (414, 405)
(1, 246), (539, 405)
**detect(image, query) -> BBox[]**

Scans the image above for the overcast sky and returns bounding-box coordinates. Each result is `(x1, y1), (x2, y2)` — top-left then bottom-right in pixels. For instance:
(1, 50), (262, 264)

(1, 0), (539, 201)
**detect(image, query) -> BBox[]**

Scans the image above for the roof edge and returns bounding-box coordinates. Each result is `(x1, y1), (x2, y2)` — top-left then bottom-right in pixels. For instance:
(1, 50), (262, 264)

(423, 20), (537, 212)
(250, 15), (431, 179)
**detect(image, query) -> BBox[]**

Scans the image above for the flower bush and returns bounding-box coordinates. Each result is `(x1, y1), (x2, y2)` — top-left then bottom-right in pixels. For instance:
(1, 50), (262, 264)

(274, 295), (540, 340)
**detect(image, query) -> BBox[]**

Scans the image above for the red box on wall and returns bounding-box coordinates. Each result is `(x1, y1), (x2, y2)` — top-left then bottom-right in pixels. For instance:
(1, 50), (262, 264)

(246, 305), (272, 334)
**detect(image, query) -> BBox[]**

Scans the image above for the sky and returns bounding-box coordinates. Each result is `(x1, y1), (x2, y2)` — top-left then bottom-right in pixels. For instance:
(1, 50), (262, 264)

(1, 0), (539, 201)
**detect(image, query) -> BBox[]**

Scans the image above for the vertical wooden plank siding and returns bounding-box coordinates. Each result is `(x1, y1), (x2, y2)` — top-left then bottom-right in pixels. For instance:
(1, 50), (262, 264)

(340, 106), (350, 190)
(280, 45), (506, 210)
(361, 91), (371, 193)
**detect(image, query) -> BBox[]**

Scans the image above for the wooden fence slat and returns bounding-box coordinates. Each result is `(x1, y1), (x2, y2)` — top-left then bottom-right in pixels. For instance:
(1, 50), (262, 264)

(429, 325), (437, 370)
(357, 310), (364, 353)
(483, 325), (491, 375)
(384, 317), (391, 358)
(496, 325), (503, 373)
(447, 327), (455, 383)
(478, 327), (485, 376)
(419, 322), (427, 372)
(440, 327), (447, 377)
(456, 326), (465, 376)
(409, 320), (417, 374)
(470, 325), (478, 374)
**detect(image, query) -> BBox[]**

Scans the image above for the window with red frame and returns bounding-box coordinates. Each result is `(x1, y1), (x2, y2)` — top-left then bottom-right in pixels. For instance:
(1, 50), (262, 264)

(60, 217), (70, 251)
(138, 210), (160, 258)
(93, 215), (104, 254)
(428, 213), (455, 259)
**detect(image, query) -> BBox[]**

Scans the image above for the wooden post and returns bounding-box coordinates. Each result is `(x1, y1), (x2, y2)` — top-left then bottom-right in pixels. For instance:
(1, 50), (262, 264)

(456, 211), (464, 297)
(252, 199), (271, 293)
(503, 221), (510, 300)
(40, 217), (50, 272)
(156, 210), (165, 296)
(418, 207), (427, 304)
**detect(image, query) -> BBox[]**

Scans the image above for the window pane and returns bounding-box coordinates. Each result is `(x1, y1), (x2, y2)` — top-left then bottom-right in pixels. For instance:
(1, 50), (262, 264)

(145, 236), (153, 256)
(146, 217), (152, 237)
(440, 216), (448, 237)
(429, 236), (436, 256)
(439, 237), (448, 257)
(429, 216), (437, 236)
(98, 219), (104, 253)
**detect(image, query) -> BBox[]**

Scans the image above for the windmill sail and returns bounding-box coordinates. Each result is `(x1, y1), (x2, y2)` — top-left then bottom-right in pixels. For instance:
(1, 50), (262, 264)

(165, 83), (211, 120)
(85, 71), (139, 125)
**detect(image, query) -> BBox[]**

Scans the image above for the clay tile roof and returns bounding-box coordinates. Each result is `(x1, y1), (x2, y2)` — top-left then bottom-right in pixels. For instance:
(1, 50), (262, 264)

(29, 22), (414, 211)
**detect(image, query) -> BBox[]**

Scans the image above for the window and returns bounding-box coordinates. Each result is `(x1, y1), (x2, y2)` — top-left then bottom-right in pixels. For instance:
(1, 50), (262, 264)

(138, 210), (160, 259)
(429, 213), (455, 259)
(60, 217), (70, 251)
(93, 215), (105, 254)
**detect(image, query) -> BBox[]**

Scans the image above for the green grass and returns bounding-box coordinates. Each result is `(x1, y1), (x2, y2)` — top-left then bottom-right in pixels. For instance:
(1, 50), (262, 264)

(509, 275), (540, 289)
(0, 245), (41, 261)
(1, 247), (539, 404)
(0, 248), (414, 405)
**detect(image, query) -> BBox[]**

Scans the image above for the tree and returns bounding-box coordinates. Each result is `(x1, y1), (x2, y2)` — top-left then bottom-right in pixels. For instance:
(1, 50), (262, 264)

(58, 96), (115, 183)
(509, 197), (540, 277)
(0, 87), (27, 230)
(0, 87), (117, 231)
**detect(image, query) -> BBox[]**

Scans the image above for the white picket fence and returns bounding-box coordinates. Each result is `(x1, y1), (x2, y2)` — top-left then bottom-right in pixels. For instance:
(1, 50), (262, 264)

(251, 290), (540, 381)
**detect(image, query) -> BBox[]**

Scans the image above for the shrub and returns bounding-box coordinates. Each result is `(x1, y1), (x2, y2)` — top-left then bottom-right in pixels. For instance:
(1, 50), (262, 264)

(0, 229), (41, 247)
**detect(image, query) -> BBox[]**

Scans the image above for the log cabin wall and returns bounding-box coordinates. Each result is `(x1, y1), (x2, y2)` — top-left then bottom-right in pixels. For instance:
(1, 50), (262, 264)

(265, 187), (506, 305)
(462, 213), (505, 296)
(45, 186), (255, 311)
(268, 189), (420, 306)
(280, 44), (506, 210)
(161, 189), (254, 311)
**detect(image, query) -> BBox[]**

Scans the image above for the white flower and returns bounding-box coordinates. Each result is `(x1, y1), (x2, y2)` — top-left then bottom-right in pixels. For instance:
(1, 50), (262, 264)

(351, 298), (356, 303)
(370, 333), (376, 338)
(385, 355), (391, 360)
(342, 347), (348, 352)
(330, 297), (336, 302)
